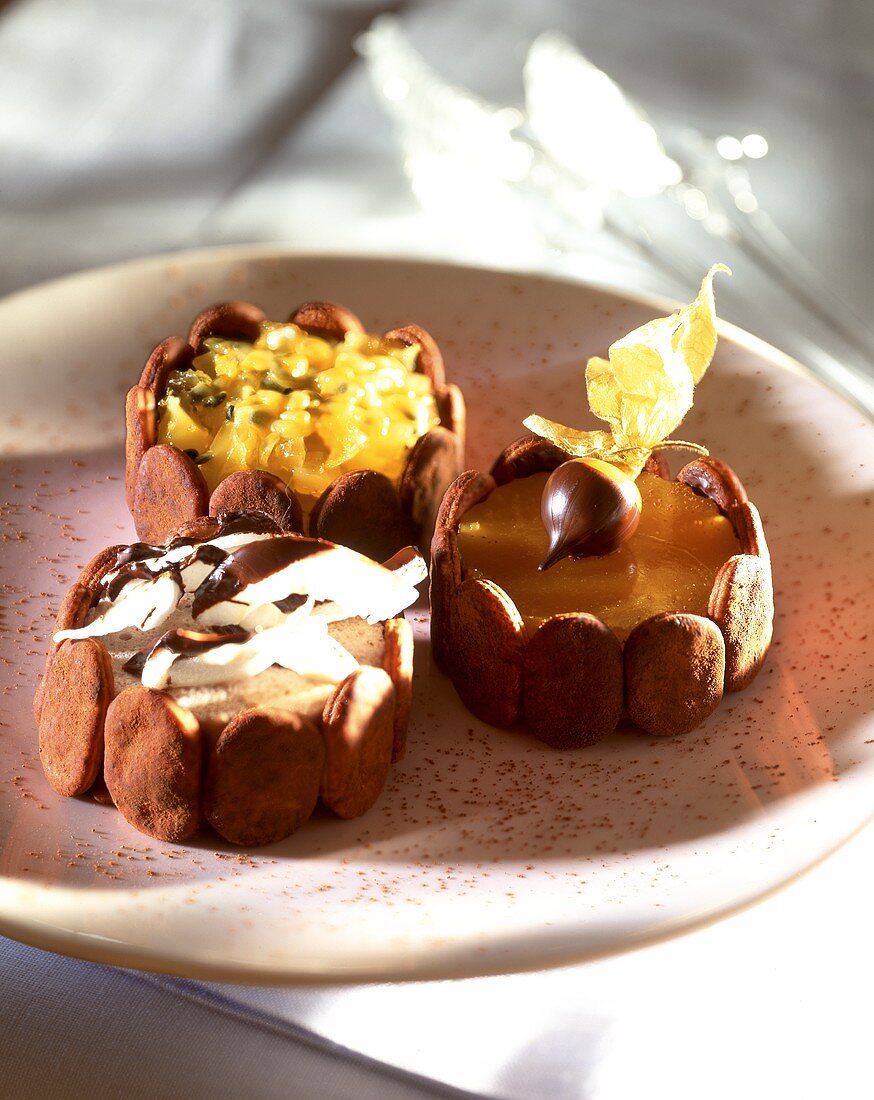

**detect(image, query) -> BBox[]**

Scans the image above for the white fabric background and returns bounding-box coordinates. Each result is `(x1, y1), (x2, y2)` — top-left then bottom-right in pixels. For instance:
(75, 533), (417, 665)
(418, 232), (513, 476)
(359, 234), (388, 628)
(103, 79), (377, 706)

(1, 1), (872, 1097)
(3, 827), (873, 1099)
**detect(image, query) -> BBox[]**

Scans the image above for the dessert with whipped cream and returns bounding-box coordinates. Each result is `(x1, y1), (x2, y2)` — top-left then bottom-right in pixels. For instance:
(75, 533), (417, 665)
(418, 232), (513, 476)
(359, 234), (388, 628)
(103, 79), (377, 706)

(35, 513), (423, 845)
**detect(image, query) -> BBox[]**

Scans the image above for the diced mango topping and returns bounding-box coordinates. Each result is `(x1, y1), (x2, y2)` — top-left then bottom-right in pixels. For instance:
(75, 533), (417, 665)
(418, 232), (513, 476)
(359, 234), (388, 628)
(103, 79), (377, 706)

(156, 322), (440, 506)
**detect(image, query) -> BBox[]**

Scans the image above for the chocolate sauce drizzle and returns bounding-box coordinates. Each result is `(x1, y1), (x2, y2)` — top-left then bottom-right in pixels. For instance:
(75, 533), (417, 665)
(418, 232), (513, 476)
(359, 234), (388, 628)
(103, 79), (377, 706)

(157, 625), (251, 655)
(113, 542), (165, 568)
(106, 522), (326, 667)
(273, 593), (309, 614)
(212, 511), (282, 537)
(104, 562), (154, 601)
(124, 625), (251, 677)
(105, 515), (282, 605)
(104, 561), (182, 602)
(192, 536), (329, 618)
(382, 545), (421, 573)
(122, 651), (149, 677)
(105, 543), (185, 603)
(181, 543), (228, 570)
(109, 511), (279, 578)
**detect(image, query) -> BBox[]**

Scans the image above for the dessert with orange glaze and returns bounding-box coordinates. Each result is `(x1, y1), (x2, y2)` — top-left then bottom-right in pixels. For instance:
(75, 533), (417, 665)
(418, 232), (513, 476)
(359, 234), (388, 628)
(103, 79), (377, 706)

(458, 465), (741, 638)
(431, 268), (774, 746)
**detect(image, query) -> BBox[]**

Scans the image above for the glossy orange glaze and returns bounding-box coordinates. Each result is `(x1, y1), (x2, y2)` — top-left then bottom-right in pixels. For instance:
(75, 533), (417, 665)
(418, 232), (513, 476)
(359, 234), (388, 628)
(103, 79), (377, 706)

(457, 471), (740, 639)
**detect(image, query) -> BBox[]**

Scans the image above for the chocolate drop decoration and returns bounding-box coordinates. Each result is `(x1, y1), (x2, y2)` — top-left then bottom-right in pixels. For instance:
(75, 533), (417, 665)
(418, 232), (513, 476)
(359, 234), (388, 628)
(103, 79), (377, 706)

(538, 458), (642, 570)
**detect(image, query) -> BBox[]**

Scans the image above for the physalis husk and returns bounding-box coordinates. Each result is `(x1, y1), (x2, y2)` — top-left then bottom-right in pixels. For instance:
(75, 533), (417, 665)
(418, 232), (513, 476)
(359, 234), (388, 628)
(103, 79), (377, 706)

(523, 264), (729, 478)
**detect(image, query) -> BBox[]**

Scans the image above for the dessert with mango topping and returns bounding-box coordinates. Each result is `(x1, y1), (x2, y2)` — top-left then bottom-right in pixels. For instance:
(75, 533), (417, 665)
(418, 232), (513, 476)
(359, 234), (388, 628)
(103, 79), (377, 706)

(126, 300), (465, 561)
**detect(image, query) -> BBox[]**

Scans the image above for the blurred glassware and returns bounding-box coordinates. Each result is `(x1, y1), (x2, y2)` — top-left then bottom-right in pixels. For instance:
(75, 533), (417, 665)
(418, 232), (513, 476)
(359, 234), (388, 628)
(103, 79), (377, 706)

(357, 17), (874, 415)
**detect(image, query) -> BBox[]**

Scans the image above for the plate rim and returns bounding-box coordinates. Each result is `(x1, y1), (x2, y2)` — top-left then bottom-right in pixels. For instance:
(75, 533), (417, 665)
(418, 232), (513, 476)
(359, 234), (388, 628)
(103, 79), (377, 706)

(1, 240), (866, 419)
(3, 815), (873, 987)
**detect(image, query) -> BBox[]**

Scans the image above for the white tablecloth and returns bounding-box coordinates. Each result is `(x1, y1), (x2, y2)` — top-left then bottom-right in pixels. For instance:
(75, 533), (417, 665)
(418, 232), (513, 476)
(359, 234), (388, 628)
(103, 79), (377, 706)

(1, 1), (872, 1097)
(3, 825), (872, 1099)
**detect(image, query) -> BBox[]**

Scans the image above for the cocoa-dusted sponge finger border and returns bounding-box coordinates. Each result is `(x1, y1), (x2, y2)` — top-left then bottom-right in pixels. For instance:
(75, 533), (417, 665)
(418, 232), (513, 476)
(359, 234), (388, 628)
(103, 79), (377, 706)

(624, 613), (726, 736)
(133, 444), (209, 545)
(33, 544), (126, 724)
(38, 638), (114, 797)
(522, 613), (623, 748)
(430, 436), (775, 744)
(309, 469), (410, 563)
(320, 666), (396, 820)
(209, 469), (304, 535)
(127, 337), (196, 509)
(449, 577), (525, 728)
(125, 299), (466, 553)
(678, 459), (774, 692)
(429, 470), (494, 674)
(124, 386), (155, 509)
(36, 646), (403, 846)
(139, 334), (196, 394)
(104, 687), (203, 843)
(203, 708), (325, 847)
(399, 427), (462, 551)
(382, 616), (414, 763)
(434, 382), (466, 457)
(429, 525), (463, 676)
(709, 554), (773, 692)
(383, 323), (446, 390)
(288, 300), (364, 342)
(188, 301), (266, 353)
(490, 434), (566, 486)
(676, 455), (748, 513)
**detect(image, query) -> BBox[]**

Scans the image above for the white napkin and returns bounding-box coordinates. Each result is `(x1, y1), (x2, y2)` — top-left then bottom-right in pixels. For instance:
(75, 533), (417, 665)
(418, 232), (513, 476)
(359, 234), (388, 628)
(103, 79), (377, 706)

(0, 0), (393, 294)
(2, 821), (872, 1099)
(146, 820), (874, 1100)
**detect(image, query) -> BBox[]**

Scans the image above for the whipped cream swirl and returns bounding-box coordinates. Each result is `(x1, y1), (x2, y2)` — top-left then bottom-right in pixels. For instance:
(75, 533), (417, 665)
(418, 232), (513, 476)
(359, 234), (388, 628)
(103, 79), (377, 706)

(55, 521), (426, 691)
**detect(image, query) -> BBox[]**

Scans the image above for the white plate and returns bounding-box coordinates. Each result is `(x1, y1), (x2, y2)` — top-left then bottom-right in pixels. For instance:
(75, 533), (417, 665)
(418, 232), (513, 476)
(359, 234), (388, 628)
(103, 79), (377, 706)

(1, 248), (872, 984)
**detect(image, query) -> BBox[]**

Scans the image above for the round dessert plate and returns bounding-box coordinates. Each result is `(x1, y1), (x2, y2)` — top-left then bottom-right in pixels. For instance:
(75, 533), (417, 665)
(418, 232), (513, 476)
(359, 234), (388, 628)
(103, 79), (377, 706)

(1, 248), (872, 984)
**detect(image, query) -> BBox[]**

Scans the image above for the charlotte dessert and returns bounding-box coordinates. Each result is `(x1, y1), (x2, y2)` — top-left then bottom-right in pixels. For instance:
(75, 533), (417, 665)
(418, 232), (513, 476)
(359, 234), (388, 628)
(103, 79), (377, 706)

(430, 267), (774, 746)
(125, 300), (465, 561)
(34, 513), (423, 846)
